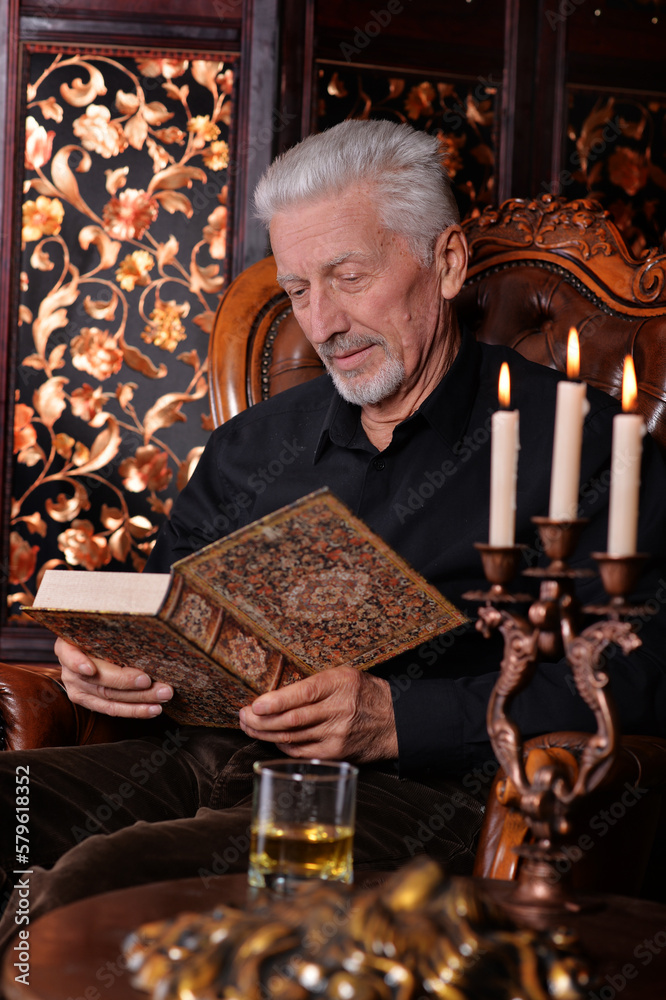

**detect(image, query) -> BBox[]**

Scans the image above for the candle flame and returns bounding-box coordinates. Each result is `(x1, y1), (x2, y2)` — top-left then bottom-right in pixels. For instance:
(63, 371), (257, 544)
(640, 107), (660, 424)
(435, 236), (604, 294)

(622, 355), (638, 412)
(498, 362), (511, 408)
(566, 327), (580, 379)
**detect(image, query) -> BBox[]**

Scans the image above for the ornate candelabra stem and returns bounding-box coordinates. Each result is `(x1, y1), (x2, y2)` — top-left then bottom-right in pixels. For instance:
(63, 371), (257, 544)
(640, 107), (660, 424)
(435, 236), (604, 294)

(464, 522), (648, 919)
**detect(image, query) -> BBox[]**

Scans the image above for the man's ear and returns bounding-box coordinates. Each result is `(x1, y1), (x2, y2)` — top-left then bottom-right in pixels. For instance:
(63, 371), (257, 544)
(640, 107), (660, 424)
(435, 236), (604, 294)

(434, 226), (468, 301)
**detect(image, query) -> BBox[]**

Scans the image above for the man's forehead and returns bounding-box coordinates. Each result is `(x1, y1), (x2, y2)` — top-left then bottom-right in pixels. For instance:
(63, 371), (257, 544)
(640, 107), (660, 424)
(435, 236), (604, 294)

(270, 187), (386, 249)
(276, 250), (376, 286)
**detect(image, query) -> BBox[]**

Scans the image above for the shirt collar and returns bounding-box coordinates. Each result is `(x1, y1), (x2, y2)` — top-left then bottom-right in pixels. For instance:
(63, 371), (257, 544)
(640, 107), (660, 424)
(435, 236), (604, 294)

(418, 328), (481, 448)
(314, 385), (364, 463)
(313, 330), (481, 463)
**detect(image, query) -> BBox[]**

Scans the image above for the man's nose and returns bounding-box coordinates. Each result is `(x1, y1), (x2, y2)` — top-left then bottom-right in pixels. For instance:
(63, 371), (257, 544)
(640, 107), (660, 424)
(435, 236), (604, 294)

(307, 286), (350, 344)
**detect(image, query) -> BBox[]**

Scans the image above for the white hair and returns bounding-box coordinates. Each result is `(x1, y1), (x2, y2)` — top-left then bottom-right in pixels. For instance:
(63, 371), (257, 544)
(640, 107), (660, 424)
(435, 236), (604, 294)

(253, 119), (459, 267)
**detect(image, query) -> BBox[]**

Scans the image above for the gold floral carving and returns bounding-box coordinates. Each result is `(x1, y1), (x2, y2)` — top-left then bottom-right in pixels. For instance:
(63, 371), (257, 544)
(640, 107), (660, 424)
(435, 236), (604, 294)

(10, 49), (235, 617)
(317, 68), (497, 219)
(566, 93), (666, 258)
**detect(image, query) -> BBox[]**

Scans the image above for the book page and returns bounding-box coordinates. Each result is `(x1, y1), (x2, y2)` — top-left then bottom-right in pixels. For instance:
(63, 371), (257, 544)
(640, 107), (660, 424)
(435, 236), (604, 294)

(32, 570), (171, 615)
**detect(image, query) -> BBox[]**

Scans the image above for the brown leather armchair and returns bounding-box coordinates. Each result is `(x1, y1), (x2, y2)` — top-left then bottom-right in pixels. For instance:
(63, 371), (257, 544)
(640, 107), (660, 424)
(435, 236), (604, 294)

(2, 195), (665, 895)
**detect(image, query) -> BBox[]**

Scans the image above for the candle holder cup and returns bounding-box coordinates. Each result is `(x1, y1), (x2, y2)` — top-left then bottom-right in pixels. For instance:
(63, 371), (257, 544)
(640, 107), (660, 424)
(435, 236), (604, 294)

(585, 552), (649, 617)
(464, 518), (650, 923)
(524, 517), (594, 577)
(462, 543), (533, 604)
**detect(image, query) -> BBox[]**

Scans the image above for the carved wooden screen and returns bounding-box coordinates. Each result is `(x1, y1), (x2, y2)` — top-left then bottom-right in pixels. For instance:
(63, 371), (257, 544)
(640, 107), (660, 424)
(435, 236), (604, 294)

(7, 44), (235, 653)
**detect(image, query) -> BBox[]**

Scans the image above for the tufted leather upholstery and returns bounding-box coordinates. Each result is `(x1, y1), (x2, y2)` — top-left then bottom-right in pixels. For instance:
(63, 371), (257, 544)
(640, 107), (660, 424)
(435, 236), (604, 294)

(1, 195), (665, 897)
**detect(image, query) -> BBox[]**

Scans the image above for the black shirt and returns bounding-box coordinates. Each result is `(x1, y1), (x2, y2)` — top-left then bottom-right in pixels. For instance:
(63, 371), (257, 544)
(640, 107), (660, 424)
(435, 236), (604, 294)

(147, 333), (666, 777)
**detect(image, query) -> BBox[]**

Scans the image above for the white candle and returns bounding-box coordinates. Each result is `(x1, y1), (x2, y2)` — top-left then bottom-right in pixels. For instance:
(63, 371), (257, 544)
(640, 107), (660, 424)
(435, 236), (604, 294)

(607, 356), (645, 555)
(549, 328), (589, 521)
(489, 363), (519, 546)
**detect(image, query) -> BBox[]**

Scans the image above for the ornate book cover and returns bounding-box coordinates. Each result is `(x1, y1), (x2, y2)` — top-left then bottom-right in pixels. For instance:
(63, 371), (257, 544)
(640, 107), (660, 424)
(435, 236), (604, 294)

(26, 489), (467, 727)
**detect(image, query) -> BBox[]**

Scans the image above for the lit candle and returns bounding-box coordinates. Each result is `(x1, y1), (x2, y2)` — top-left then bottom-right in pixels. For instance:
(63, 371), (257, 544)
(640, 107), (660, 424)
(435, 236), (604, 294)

(490, 362), (520, 546)
(607, 356), (645, 555)
(549, 328), (590, 521)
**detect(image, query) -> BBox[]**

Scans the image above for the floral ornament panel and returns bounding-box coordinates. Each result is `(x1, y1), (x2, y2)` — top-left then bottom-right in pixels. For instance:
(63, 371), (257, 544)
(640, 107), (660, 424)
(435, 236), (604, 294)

(10, 48), (236, 620)
(317, 65), (498, 220)
(563, 90), (666, 256)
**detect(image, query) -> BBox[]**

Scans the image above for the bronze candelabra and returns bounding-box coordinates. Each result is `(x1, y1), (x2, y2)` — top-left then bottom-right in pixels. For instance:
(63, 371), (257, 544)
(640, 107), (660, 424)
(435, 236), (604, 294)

(464, 519), (647, 919)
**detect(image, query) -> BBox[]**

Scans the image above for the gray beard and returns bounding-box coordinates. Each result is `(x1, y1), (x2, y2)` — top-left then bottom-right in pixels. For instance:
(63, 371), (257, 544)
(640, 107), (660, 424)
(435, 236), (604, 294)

(317, 334), (406, 406)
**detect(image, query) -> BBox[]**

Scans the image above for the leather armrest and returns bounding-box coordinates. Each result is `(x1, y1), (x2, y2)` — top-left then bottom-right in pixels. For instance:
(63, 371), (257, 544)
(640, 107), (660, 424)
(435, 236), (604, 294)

(0, 662), (144, 751)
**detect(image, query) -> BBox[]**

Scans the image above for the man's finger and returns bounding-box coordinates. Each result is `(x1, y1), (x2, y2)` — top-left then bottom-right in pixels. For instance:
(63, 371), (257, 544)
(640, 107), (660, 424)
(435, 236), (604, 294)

(239, 719), (318, 745)
(249, 679), (321, 716)
(55, 637), (155, 692)
(60, 661), (153, 693)
(275, 742), (324, 759)
(98, 682), (173, 704)
(54, 637), (97, 676)
(91, 657), (154, 690)
(64, 674), (173, 703)
(67, 688), (165, 719)
(250, 669), (350, 716)
(240, 701), (325, 732)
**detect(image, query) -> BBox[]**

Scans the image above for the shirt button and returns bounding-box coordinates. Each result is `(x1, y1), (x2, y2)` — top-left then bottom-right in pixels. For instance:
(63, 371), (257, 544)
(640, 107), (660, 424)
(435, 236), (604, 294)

(372, 458), (386, 471)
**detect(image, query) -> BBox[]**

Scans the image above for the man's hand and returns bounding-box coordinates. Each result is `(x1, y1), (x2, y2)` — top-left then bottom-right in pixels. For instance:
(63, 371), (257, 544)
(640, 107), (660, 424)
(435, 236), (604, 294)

(55, 637), (173, 719)
(238, 667), (397, 763)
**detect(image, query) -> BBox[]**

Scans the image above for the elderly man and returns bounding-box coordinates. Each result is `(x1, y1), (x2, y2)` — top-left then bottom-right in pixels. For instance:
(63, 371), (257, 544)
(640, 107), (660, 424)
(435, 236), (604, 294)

(1, 119), (664, 947)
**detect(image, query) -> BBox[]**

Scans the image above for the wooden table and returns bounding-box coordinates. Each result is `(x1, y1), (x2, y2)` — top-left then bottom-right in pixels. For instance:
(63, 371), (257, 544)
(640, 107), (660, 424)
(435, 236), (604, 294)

(3, 873), (666, 999)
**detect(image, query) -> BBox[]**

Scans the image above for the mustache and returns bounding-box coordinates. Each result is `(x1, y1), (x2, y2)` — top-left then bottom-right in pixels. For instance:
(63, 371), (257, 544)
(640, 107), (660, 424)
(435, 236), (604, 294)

(316, 333), (388, 360)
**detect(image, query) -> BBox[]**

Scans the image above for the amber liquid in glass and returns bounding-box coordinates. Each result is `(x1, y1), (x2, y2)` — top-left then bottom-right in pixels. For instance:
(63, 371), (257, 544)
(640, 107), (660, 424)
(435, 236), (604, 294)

(248, 821), (354, 888)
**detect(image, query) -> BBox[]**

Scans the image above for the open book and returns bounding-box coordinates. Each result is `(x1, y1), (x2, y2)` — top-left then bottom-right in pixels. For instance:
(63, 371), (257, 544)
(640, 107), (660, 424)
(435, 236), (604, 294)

(26, 489), (466, 727)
